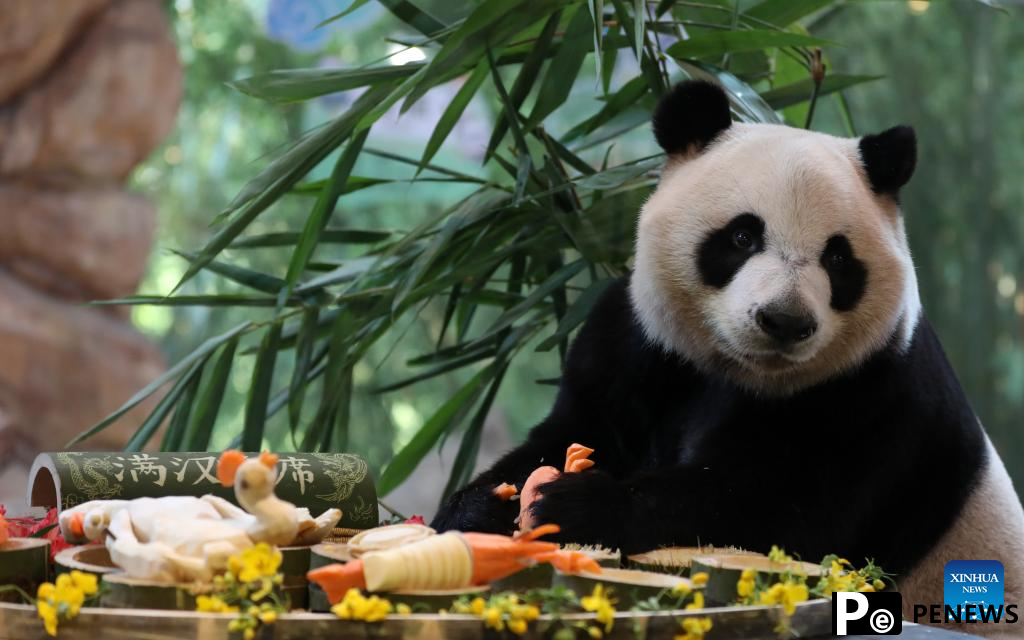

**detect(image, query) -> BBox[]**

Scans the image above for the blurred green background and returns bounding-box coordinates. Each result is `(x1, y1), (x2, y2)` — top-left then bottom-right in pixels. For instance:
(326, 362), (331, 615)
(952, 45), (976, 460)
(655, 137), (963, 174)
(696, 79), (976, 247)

(130, 0), (1024, 515)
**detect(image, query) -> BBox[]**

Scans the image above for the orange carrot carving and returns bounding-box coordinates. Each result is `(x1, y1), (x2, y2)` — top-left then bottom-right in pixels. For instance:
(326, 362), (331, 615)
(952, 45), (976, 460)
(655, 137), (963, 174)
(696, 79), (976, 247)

(492, 483), (518, 500)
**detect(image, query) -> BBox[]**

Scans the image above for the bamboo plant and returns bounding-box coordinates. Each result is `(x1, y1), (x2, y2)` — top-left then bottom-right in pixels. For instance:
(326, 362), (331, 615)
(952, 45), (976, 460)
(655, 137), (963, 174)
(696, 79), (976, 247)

(70, 0), (908, 500)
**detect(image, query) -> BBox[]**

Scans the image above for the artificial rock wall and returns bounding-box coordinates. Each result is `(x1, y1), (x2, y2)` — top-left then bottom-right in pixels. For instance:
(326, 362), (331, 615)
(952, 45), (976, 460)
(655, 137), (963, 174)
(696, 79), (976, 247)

(0, 0), (181, 463)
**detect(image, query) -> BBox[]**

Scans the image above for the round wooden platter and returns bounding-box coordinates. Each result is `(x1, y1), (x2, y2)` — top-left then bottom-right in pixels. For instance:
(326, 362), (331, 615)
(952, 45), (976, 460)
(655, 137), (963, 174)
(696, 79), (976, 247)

(627, 546), (759, 576)
(0, 539), (50, 601)
(55, 545), (119, 578)
(0, 598), (833, 640)
(552, 568), (690, 609)
(692, 554), (824, 605)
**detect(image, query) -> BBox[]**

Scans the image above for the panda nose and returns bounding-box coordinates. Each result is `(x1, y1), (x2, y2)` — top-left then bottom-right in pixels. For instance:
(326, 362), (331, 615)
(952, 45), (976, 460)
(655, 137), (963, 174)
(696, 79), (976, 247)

(755, 307), (817, 344)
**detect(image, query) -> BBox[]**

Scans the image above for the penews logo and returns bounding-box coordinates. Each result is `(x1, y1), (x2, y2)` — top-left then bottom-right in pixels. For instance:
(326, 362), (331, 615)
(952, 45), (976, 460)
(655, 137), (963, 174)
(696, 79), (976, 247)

(944, 560), (1004, 622)
(833, 592), (903, 635)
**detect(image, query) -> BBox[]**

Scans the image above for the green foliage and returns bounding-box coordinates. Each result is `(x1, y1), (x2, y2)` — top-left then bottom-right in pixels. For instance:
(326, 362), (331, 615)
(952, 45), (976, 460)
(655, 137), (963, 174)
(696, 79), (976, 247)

(81, 0), (998, 501)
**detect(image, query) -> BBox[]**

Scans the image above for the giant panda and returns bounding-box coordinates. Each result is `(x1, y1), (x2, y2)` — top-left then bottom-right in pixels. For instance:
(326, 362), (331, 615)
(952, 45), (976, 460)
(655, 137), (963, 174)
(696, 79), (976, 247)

(432, 80), (1024, 635)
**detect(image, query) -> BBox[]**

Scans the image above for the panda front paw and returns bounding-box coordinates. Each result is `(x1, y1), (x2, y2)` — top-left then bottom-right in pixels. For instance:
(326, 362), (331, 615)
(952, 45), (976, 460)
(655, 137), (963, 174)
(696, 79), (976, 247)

(431, 483), (519, 534)
(529, 470), (630, 550)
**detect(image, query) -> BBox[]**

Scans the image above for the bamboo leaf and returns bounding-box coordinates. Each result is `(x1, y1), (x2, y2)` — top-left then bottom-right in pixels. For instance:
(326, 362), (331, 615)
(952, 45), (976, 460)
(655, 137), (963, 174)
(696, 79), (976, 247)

(482, 260), (585, 339)
(403, 0), (565, 111)
(484, 11), (561, 161)
(537, 278), (615, 351)
(94, 294), (286, 307)
(160, 371), (200, 452)
(184, 337), (240, 451)
(230, 65), (419, 103)
(125, 357), (208, 453)
(441, 364), (507, 500)
(288, 308), (320, 431)
(230, 228), (394, 249)
(420, 59), (489, 172)
(241, 321), (283, 451)
(322, 365), (353, 451)
(316, 0), (374, 28)
(172, 250), (285, 294)
(564, 75), (648, 141)
(66, 322), (252, 447)
(666, 30), (831, 60)
(587, 0), (605, 80)
(745, 0), (833, 27)
(379, 0), (448, 36)
(525, 7), (594, 130)
(760, 74), (883, 109)
(280, 129), (370, 310)
(632, 0), (645, 58)
(378, 363), (496, 496)
(177, 83), (394, 291)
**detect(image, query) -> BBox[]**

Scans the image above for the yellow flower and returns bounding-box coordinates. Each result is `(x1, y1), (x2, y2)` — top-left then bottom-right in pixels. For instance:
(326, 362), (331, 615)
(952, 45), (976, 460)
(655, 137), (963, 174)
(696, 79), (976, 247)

(513, 604), (540, 621)
(507, 617), (528, 635)
(873, 579), (886, 591)
(737, 574), (755, 598)
(260, 610), (278, 624)
(195, 595), (239, 614)
(859, 584), (875, 593)
(676, 616), (713, 639)
(243, 629), (255, 640)
(331, 589), (392, 622)
(768, 546), (793, 564)
(581, 585), (616, 632)
(470, 596), (486, 615)
(69, 571), (98, 596)
(395, 603), (412, 615)
(690, 572), (709, 587)
(53, 574), (85, 616)
(588, 625), (603, 639)
(757, 580), (808, 616)
(483, 606), (504, 631)
(672, 581), (692, 597)
(234, 544), (283, 583)
(686, 591), (705, 611)
(37, 598), (58, 637)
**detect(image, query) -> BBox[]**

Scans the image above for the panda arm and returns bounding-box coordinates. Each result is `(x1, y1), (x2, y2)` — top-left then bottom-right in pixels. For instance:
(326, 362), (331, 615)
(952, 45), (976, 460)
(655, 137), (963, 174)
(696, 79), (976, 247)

(432, 278), (645, 534)
(529, 462), (837, 554)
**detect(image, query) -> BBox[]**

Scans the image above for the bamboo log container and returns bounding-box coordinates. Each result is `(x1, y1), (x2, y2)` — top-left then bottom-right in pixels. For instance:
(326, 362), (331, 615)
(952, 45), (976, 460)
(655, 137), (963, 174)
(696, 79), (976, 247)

(0, 539), (49, 602)
(691, 554), (824, 605)
(627, 546), (758, 576)
(552, 568), (690, 609)
(100, 574), (212, 611)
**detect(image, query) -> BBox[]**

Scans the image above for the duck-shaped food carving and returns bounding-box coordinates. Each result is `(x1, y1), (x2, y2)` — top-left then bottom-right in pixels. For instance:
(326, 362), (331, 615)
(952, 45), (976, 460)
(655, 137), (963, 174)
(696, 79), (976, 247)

(57, 451), (341, 583)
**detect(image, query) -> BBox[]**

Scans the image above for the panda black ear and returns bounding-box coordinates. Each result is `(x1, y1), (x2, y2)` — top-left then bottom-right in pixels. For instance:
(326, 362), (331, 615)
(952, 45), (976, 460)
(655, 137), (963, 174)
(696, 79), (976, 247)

(652, 80), (732, 155)
(858, 125), (917, 197)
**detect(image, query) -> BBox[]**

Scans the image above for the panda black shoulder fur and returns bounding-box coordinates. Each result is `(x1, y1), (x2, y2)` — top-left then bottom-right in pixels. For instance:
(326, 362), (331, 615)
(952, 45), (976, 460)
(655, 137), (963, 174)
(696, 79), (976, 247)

(433, 80), (1024, 634)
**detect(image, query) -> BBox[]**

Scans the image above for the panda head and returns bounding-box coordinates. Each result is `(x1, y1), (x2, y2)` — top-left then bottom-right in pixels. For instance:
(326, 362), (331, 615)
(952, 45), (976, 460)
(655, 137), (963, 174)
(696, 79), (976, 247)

(631, 80), (921, 395)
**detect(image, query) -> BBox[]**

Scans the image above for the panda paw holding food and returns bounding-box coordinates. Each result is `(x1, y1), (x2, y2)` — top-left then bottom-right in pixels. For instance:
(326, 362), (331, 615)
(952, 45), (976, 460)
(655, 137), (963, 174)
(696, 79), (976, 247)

(433, 80), (1024, 635)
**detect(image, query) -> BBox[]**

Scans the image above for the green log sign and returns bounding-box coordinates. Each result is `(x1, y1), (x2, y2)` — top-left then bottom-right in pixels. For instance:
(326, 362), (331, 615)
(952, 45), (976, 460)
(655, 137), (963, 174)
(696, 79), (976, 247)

(27, 452), (378, 530)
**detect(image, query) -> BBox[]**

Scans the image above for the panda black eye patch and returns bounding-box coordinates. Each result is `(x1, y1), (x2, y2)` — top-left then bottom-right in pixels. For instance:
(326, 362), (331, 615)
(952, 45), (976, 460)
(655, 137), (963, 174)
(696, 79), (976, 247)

(820, 234), (867, 311)
(697, 213), (765, 288)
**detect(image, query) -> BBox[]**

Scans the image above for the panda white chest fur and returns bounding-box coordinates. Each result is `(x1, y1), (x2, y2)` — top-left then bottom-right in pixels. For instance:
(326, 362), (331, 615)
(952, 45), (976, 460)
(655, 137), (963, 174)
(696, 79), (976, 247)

(433, 80), (1024, 637)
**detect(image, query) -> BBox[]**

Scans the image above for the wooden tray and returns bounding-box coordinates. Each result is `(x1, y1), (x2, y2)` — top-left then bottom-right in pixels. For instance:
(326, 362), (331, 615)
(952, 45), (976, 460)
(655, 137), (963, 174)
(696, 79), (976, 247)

(0, 598), (833, 639)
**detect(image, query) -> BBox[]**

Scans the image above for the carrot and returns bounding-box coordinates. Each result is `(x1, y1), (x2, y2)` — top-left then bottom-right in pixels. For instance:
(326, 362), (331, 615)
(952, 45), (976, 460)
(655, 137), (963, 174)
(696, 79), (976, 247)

(492, 483), (519, 501)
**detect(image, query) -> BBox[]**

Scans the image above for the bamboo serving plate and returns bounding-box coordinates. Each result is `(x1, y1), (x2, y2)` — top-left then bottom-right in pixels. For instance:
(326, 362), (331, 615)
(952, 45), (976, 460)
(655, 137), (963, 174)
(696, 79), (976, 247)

(691, 554), (824, 605)
(0, 539), (50, 602)
(0, 598), (834, 639)
(627, 546), (760, 576)
(553, 568), (691, 609)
